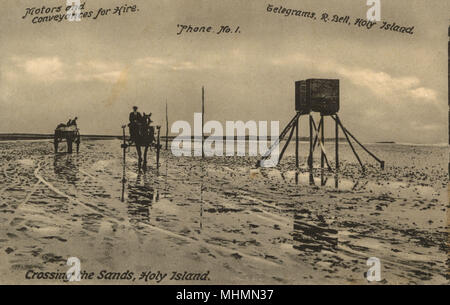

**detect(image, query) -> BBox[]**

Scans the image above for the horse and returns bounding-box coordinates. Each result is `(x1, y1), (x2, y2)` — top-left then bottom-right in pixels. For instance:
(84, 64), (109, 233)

(54, 125), (80, 154)
(133, 113), (156, 170)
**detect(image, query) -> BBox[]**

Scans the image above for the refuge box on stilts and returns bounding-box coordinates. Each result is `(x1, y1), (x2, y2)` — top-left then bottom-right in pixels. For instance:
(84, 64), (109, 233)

(258, 79), (384, 186)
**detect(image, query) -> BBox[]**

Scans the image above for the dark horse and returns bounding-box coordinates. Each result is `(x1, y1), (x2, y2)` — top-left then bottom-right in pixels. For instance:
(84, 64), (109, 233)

(54, 125), (80, 154)
(130, 113), (156, 169)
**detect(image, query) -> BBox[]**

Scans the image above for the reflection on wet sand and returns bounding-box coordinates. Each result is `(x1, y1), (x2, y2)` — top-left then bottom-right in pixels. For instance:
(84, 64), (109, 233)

(293, 171), (358, 191)
(292, 210), (338, 253)
(122, 172), (159, 227)
(53, 154), (79, 184)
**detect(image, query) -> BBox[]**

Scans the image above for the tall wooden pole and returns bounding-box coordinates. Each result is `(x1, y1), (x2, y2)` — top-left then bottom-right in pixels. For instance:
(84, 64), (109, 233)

(165, 101), (168, 150)
(121, 125), (127, 201)
(121, 126), (127, 183)
(320, 114), (325, 185)
(295, 115), (299, 168)
(156, 127), (161, 170)
(202, 86), (205, 159)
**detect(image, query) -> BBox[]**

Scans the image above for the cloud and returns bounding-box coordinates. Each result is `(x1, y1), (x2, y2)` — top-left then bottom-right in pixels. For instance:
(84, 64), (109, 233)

(18, 57), (64, 82)
(273, 53), (438, 103)
(171, 61), (202, 71)
(74, 60), (125, 83)
(409, 87), (437, 101)
(136, 56), (171, 67)
(135, 56), (212, 72)
(7, 57), (124, 84)
(81, 60), (123, 71)
(333, 66), (437, 103)
(409, 120), (441, 131)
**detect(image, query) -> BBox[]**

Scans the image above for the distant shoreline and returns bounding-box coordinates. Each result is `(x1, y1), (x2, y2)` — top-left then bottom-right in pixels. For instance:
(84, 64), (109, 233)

(0, 133), (348, 142)
(1, 134), (446, 147)
(0, 133), (121, 141)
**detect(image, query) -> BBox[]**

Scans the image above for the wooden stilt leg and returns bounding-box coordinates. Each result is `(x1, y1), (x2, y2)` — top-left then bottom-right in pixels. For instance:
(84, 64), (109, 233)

(278, 123), (296, 163)
(258, 112), (300, 167)
(335, 115), (339, 188)
(310, 116), (332, 170)
(336, 116), (365, 172)
(312, 119), (323, 151)
(309, 114), (314, 185)
(309, 115), (313, 168)
(202, 87), (205, 159)
(335, 114), (384, 169)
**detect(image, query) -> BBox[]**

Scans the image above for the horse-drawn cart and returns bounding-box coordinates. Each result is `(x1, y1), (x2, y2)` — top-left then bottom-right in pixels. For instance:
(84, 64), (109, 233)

(54, 125), (81, 153)
(121, 115), (161, 171)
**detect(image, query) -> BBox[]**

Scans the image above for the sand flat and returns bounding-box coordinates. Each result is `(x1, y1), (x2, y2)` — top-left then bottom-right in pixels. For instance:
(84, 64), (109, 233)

(0, 139), (448, 284)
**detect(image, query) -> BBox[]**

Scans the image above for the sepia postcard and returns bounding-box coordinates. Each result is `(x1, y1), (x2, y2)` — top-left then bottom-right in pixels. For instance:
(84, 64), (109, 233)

(0, 0), (448, 290)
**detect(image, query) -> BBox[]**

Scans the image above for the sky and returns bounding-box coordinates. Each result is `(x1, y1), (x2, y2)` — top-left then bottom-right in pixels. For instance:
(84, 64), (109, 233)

(0, 0), (448, 144)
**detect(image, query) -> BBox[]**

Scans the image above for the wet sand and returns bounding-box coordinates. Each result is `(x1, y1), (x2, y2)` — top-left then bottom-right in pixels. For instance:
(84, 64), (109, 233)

(0, 140), (448, 284)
